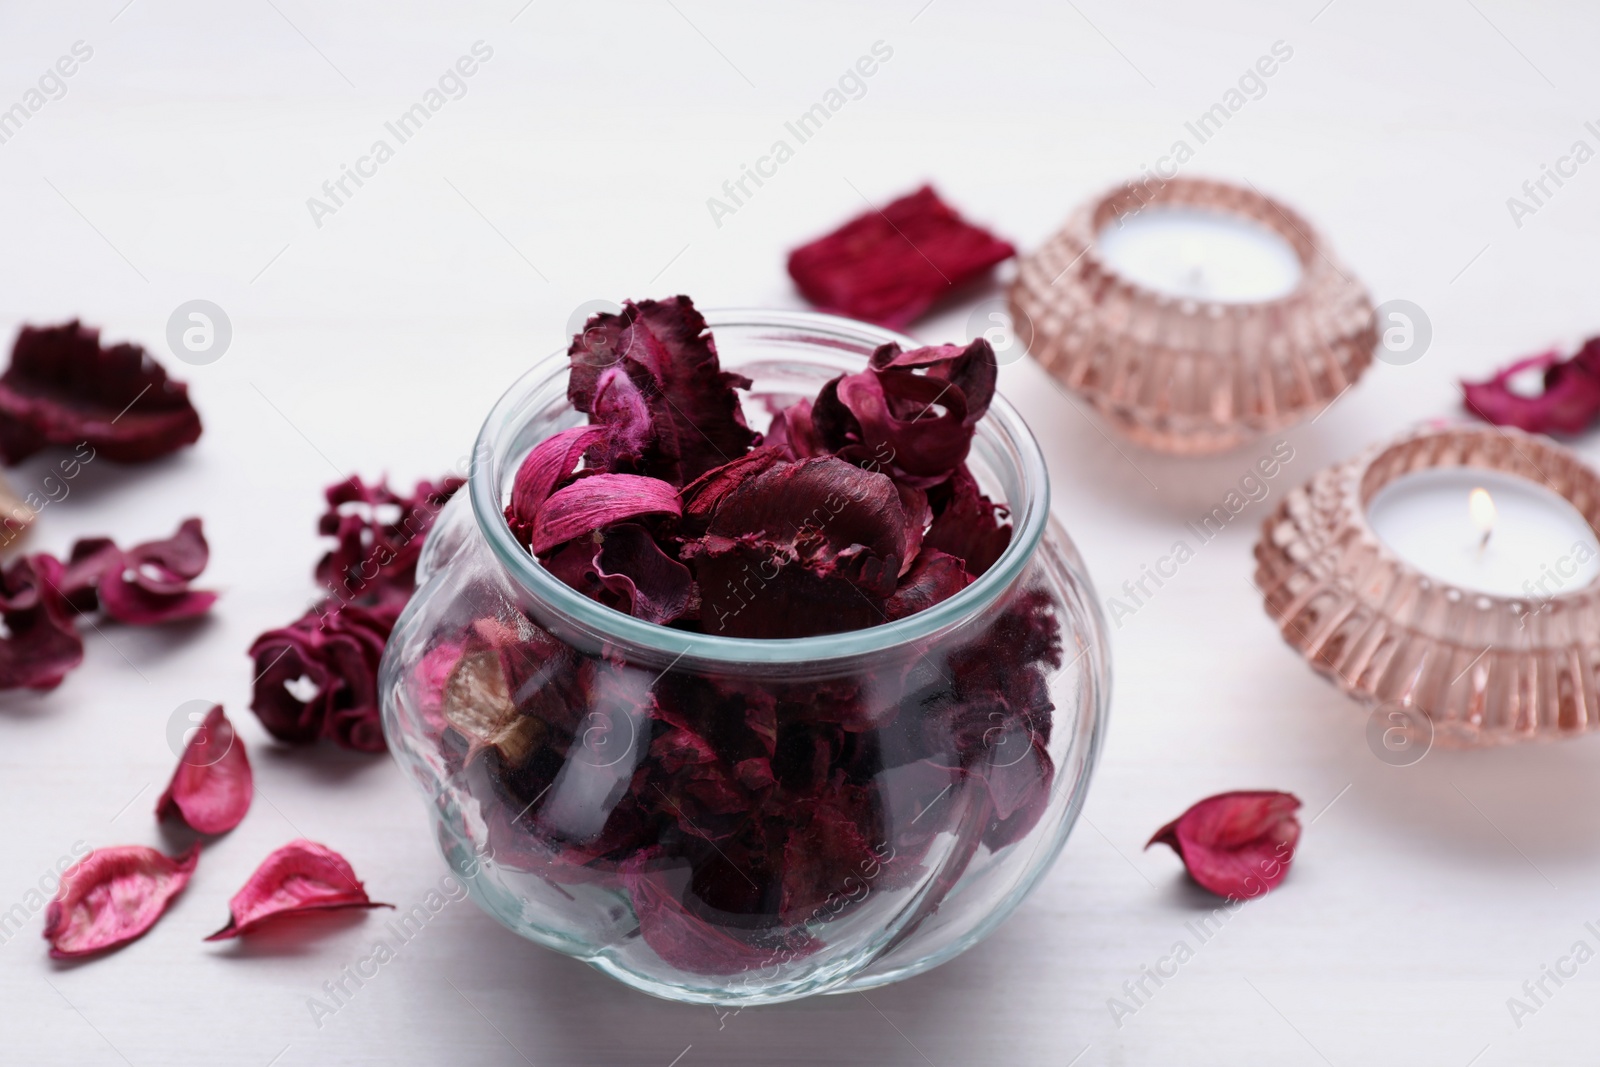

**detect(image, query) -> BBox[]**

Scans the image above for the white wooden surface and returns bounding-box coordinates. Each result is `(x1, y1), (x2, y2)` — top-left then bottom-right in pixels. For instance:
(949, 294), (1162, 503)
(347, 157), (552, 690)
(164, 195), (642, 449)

(3, 1), (1599, 1063)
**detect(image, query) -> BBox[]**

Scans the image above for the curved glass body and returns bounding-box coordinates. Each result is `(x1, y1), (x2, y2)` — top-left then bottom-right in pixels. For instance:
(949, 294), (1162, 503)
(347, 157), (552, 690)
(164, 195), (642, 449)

(379, 311), (1111, 1004)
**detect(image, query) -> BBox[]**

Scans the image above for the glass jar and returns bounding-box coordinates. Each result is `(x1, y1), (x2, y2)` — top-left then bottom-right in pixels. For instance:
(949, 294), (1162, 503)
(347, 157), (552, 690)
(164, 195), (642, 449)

(379, 310), (1111, 1005)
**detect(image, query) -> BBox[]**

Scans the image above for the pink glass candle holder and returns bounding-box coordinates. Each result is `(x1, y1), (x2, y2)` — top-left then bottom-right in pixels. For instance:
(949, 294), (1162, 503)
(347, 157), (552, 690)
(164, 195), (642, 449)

(1009, 177), (1376, 456)
(1254, 424), (1600, 747)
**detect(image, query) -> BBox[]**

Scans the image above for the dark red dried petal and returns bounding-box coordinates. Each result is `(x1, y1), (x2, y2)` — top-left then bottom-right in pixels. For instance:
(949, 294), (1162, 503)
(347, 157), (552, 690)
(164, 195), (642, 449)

(567, 297), (757, 486)
(812, 340), (997, 487)
(685, 457), (908, 638)
(96, 518), (217, 625)
(530, 473), (682, 555)
(43, 844), (199, 958)
(787, 186), (1015, 329)
(317, 476), (464, 607)
(885, 549), (972, 620)
(0, 554), (84, 691)
(679, 447), (788, 532)
(248, 602), (395, 752)
(206, 839), (391, 940)
(1147, 791), (1302, 900)
(251, 473), (461, 751)
(923, 465), (1012, 576)
(156, 705), (252, 834)
(0, 321), (202, 464)
(544, 523), (694, 625)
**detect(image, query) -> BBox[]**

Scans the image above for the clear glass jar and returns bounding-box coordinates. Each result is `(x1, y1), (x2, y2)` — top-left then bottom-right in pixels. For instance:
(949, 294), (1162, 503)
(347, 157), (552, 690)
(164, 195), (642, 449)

(379, 310), (1111, 1004)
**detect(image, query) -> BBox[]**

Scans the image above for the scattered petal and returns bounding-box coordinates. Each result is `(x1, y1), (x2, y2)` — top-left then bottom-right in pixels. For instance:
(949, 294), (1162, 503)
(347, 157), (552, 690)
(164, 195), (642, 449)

(44, 844), (199, 958)
(0, 554), (83, 691)
(156, 705), (252, 834)
(0, 321), (201, 465)
(248, 602), (394, 752)
(95, 518), (218, 625)
(206, 840), (391, 940)
(249, 474), (463, 751)
(1147, 791), (1302, 900)
(787, 186), (1015, 328)
(1462, 340), (1600, 434)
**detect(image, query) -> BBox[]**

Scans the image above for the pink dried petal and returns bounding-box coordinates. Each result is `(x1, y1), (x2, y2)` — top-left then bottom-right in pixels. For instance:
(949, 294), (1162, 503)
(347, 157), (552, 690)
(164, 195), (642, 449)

(1147, 791), (1302, 900)
(567, 297), (757, 486)
(206, 840), (391, 940)
(505, 426), (606, 547)
(156, 705), (252, 834)
(787, 186), (1016, 329)
(586, 366), (657, 472)
(529, 473), (682, 555)
(0, 321), (202, 465)
(43, 844), (199, 958)
(97, 518), (217, 625)
(0, 554), (84, 691)
(1462, 345), (1600, 434)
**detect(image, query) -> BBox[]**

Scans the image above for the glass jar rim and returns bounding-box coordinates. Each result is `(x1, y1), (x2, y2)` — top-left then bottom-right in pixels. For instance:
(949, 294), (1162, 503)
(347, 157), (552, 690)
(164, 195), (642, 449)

(468, 308), (1052, 665)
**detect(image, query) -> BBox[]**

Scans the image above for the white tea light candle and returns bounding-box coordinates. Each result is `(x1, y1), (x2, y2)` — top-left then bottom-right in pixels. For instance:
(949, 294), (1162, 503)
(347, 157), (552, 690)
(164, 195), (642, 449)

(1366, 469), (1600, 599)
(1096, 206), (1303, 303)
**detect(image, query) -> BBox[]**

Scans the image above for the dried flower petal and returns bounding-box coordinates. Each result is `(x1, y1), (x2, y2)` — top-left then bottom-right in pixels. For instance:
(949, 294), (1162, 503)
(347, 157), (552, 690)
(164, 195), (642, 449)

(787, 186), (1015, 329)
(0, 554), (83, 691)
(94, 519), (217, 625)
(506, 426), (606, 547)
(317, 476), (464, 607)
(530, 473), (682, 555)
(250, 474), (462, 751)
(885, 549), (972, 619)
(0, 321), (201, 465)
(249, 602), (394, 752)
(685, 457), (908, 638)
(567, 297), (756, 486)
(923, 465), (1012, 576)
(206, 840), (391, 940)
(1147, 791), (1302, 900)
(156, 705), (252, 834)
(545, 523), (694, 624)
(43, 844), (199, 958)
(1462, 341), (1600, 434)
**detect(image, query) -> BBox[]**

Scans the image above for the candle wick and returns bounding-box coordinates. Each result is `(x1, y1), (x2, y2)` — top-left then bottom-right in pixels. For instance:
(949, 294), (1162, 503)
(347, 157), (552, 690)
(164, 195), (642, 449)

(1478, 528), (1492, 552)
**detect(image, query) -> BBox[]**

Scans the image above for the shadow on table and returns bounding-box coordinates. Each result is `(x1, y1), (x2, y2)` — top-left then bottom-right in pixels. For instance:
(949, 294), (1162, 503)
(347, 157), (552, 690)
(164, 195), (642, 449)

(426, 900), (1055, 1067)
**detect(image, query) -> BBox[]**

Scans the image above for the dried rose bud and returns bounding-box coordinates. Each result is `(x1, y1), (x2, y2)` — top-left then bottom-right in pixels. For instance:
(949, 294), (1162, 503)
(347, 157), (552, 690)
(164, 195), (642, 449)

(206, 840), (391, 940)
(1147, 791), (1301, 900)
(43, 844), (199, 958)
(156, 705), (252, 835)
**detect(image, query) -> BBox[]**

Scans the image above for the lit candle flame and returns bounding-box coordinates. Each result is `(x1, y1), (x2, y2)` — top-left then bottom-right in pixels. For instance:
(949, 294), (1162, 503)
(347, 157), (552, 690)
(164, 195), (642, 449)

(1470, 487), (1496, 550)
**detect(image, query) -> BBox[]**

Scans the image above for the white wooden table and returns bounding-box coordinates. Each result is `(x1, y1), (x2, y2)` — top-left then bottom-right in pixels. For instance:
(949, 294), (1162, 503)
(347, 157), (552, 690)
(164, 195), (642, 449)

(3, 1), (1599, 1063)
